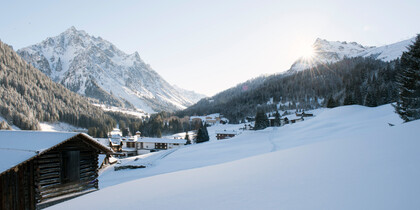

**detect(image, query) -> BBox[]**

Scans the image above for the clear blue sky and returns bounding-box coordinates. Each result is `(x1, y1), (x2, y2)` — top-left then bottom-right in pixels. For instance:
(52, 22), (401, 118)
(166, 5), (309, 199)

(1, 0), (419, 96)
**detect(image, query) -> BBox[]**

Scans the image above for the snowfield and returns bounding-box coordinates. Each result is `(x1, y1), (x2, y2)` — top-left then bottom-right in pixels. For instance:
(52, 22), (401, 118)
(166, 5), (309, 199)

(50, 104), (420, 210)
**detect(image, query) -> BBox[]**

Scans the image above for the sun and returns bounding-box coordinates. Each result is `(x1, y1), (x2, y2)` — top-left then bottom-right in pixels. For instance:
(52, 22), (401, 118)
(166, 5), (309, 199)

(301, 45), (315, 59)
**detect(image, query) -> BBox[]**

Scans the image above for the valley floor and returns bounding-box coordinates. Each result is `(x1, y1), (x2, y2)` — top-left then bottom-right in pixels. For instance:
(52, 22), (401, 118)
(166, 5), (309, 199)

(50, 104), (420, 210)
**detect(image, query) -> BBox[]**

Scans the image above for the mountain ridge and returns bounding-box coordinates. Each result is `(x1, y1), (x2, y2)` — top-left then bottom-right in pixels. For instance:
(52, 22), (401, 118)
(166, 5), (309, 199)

(18, 26), (204, 113)
(288, 37), (414, 73)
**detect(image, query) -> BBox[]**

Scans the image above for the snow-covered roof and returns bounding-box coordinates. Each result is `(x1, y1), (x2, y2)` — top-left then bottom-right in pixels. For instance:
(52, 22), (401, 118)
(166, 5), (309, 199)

(109, 137), (122, 146)
(138, 138), (187, 144)
(96, 138), (112, 149)
(0, 130), (112, 175)
(216, 130), (238, 135)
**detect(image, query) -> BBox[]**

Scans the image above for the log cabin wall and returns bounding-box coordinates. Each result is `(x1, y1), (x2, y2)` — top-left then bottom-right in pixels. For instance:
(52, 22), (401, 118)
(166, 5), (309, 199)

(0, 135), (101, 210)
(35, 137), (99, 207)
(0, 162), (36, 210)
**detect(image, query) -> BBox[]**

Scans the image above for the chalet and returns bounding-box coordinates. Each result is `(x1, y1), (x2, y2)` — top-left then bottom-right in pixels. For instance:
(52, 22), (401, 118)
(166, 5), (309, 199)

(295, 112), (314, 117)
(290, 118), (304, 123)
(268, 117), (278, 127)
(109, 137), (123, 153)
(121, 137), (137, 157)
(0, 131), (112, 209)
(136, 138), (187, 155)
(216, 130), (238, 140)
(190, 113), (228, 125)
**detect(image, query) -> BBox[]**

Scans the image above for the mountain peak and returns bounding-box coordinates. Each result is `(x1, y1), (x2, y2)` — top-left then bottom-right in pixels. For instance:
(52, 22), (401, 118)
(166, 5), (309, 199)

(17, 28), (206, 113)
(66, 26), (77, 32)
(288, 37), (413, 73)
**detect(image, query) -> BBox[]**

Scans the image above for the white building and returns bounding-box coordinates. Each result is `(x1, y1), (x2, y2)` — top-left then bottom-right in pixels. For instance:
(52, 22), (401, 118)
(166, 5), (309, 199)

(136, 138), (187, 155)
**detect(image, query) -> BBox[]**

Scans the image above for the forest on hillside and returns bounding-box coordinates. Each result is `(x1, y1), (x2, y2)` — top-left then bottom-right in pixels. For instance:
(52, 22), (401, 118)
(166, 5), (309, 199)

(178, 57), (400, 123)
(0, 39), (207, 138)
(0, 40), (116, 136)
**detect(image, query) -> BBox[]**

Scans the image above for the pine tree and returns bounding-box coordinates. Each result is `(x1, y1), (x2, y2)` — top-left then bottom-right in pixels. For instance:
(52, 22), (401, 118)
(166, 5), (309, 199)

(156, 129), (162, 138)
(254, 110), (269, 130)
(274, 110), (281, 126)
(326, 95), (338, 108)
(395, 34), (420, 122)
(196, 123), (209, 143)
(185, 131), (191, 145)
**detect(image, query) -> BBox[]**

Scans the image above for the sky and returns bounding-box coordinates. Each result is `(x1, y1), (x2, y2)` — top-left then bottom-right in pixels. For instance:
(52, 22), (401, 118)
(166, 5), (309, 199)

(0, 0), (419, 96)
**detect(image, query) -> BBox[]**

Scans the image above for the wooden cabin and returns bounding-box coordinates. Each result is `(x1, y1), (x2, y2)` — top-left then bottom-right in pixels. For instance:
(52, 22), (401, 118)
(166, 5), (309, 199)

(216, 130), (238, 140)
(0, 131), (112, 209)
(295, 112), (314, 117)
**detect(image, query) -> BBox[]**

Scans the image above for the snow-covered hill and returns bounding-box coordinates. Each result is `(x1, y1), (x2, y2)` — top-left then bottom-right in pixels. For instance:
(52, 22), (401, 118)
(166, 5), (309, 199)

(51, 104), (420, 209)
(289, 37), (415, 73)
(18, 26), (204, 113)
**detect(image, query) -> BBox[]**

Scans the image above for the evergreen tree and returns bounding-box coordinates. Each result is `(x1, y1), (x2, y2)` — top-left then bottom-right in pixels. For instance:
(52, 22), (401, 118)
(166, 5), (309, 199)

(185, 131), (191, 145)
(156, 129), (162, 138)
(395, 34), (420, 122)
(0, 121), (11, 130)
(274, 110), (281, 126)
(196, 123), (209, 143)
(326, 95), (338, 108)
(343, 92), (356, 105)
(254, 110), (269, 130)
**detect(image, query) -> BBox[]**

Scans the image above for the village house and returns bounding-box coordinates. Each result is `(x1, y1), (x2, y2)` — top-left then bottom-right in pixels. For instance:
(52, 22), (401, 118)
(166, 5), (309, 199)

(190, 113), (229, 126)
(216, 130), (238, 140)
(268, 116), (277, 127)
(121, 136), (138, 157)
(0, 131), (112, 209)
(295, 111), (314, 117)
(136, 138), (187, 155)
(290, 118), (304, 124)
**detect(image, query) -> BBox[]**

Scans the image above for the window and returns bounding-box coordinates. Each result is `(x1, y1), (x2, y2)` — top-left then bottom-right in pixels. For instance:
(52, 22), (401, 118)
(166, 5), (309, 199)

(61, 151), (80, 183)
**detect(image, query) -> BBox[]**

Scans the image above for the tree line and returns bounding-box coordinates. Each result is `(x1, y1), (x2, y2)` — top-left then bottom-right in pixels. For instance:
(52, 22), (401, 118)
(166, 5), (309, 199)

(178, 56), (402, 123)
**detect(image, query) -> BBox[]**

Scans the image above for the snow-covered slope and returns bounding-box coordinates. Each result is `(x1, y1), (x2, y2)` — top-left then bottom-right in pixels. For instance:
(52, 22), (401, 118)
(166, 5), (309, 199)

(357, 37), (416, 62)
(18, 26), (204, 113)
(173, 85), (207, 103)
(289, 37), (414, 73)
(51, 104), (420, 209)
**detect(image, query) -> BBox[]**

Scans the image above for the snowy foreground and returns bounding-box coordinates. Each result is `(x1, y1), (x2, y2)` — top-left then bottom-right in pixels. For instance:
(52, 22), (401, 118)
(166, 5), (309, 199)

(51, 104), (420, 210)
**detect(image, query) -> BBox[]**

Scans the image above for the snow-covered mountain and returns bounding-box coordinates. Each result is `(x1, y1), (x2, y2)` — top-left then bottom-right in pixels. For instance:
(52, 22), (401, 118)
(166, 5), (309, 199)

(289, 37), (415, 73)
(173, 85), (207, 104)
(18, 26), (204, 113)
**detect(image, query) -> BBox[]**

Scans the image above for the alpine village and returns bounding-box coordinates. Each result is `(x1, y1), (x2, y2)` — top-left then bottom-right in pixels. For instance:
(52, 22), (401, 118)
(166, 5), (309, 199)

(1, 1), (420, 210)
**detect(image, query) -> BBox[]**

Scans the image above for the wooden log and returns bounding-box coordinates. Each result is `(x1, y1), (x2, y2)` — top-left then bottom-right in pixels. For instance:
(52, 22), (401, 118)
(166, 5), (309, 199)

(39, 179), (96, 196)
(80, 166), (96, 174)
(38, 162), (60, 169)
(38, 172), (60, 180)
(38, 153), (60, 159)
(39, 167), (60, 175)
(39, 177), (61, 186)
(40, 183), (97, 202)
(38, 158), (60, 165)
(80, 171), (96, 178)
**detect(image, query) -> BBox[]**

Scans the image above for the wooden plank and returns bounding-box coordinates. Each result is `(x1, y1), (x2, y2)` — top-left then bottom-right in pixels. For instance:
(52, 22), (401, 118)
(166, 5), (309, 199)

(38, 172), (60, 180)
(13, 171), (17, 210)
(30, 162), (36, 210)
(38, 153), (60, 159)
(39, 179), (96, 195)
(38, 162), (61, 169)
(40, 183), (97, 202)
(39, 177), (61, 186)
(37, 158), (60, 164)
(80, 166), (96, 174)
(39, 167), (60, 175)
(80, 171), (96, 178)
